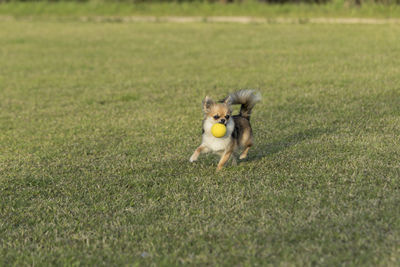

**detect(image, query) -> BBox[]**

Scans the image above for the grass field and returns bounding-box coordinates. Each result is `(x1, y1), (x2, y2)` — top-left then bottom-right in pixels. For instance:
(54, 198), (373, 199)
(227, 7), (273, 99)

(2, 1), (400, 19)
(1, 19), (400, 265)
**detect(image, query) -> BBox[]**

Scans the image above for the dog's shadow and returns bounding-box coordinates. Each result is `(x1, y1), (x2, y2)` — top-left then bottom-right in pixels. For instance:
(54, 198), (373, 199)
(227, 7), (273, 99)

(246, 127), (333, 161)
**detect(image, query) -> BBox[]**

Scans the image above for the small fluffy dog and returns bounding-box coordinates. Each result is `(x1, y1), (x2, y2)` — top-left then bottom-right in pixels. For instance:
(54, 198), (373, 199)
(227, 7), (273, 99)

(190, 89), (261, 171)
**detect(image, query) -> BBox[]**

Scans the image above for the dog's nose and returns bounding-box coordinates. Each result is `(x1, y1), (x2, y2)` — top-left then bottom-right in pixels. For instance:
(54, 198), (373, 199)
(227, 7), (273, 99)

(220, 119), (225, 124)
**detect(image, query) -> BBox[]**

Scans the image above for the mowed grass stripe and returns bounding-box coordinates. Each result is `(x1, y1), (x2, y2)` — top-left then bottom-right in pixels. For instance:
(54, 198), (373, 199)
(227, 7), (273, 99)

(1, 21), (400, 265)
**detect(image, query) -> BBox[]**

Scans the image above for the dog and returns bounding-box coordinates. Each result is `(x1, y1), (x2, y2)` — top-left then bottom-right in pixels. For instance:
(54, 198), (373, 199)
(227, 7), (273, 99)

(190, 89), (261, 171)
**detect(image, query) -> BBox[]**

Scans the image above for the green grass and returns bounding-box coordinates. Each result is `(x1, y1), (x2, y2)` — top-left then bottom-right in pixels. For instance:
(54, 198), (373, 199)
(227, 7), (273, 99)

(1, 20), (400, 266)
(2, 1), (400, 18)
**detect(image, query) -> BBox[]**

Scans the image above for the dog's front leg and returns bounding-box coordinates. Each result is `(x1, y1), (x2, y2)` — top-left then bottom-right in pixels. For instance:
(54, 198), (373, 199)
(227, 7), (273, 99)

(190, 145), (208, 162)
(216, 147), (234, 171)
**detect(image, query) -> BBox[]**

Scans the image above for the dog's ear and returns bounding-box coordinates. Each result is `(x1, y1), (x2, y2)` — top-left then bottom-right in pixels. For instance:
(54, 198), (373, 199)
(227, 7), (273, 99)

(223, 95), (232, 105)
(202, 96), (214, 113)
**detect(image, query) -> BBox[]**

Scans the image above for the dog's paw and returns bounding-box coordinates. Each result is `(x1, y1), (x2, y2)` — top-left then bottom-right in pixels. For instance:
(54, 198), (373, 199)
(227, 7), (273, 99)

(239, 154), (247, 160)
(189, 155), (197, 162)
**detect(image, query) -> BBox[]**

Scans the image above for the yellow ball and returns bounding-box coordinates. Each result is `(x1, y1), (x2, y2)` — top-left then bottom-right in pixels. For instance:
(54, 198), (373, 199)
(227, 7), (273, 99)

(211, 123), (227, 138)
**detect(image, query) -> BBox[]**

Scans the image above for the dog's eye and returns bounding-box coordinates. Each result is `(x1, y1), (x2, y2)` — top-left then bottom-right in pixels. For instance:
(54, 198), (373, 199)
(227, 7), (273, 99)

(225, 115), (230, 119)
(213, 115), (220, 120)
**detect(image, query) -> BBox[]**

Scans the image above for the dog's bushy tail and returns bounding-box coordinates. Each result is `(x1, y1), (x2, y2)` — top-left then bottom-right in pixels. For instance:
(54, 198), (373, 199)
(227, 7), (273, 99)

(223, 89), (261, 120)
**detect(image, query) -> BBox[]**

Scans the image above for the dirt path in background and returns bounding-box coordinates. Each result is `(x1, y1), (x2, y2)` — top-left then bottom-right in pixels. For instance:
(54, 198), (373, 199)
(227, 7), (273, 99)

(1, 15), (400, 24)
(82, 16), (400, 24)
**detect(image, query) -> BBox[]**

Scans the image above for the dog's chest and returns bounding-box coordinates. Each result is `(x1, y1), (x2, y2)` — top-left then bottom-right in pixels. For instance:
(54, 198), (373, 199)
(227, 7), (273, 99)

(202, 134), (231, 152)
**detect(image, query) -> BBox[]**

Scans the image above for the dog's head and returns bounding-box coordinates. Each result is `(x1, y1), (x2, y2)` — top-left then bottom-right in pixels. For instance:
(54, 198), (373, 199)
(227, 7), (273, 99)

(202, 96), (232, 126)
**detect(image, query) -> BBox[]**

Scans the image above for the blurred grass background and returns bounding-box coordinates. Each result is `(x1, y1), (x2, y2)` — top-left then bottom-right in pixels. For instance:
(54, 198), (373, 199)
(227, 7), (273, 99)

(1, 0), (400, 18)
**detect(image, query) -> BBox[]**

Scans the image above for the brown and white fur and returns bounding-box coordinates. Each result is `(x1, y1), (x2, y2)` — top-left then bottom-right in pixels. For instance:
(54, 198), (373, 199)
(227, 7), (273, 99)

(190, 90), (261, 171)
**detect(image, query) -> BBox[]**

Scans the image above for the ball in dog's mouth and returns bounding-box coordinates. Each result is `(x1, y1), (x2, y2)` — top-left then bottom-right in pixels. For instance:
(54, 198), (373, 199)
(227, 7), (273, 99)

(211, 123), (227, 138)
